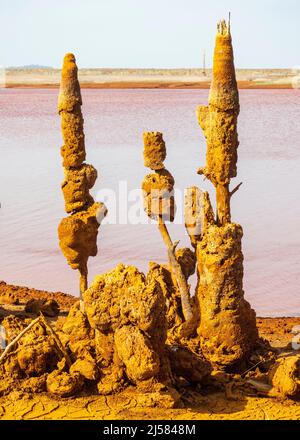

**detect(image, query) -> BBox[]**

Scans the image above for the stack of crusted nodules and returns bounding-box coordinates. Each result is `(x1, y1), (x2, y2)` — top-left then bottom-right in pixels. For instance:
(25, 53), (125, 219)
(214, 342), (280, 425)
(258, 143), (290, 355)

(142, 132), (175, 222)
(57, 53), (106, 274)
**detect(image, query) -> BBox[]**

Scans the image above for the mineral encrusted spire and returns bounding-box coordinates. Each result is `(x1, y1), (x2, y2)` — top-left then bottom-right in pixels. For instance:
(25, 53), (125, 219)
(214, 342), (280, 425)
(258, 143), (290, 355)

(57, 53), (106, 303)
(210, 19), (239, 112)
(58, 53), (85, 168)
(194, 22), (258, 368)
(196, 19), (239, 225)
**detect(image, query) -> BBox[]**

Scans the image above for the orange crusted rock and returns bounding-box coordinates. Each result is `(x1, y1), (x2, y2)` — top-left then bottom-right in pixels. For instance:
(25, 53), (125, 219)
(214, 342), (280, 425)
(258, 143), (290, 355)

(196, 222), (258, 368)
(184, 186), (202, 247)
(175, 248), (196, 280)
(58, 202), (107, 272)
(147, 262), (184, 338)
(15, 323), (61, 376)
(196, 20), (239, 187)
(194, 21), (259, 369)
(60, 112), (86, 168)
(96, 363), (125, 395)
(94, 328), (125, 395)
(209, 20), (239, 112)
(1, 316), (25, 344)
(61, 302), (95, 358)
(46, 370), (83, 397)
(58, 53), (85, 168)
(196, 20), (239, 224)
(83, 264), (175, 394)
(70, 358), (99, 381)
(25, 298), (60, 317)
(147, 254), (198, 345)
(61, 163), (97, 213)
(58, 53), (82, 112)
(62, 303), (93, 343)
(58, 53), (107, 300)
(84, 264), (166, 337)
(269, 355), (300, 398)
(184, 187), (215, 248)
(167, 345), (211, 383)
(0, 291), (19, 305)
(143, 132), (166, 170)
(114, 325), (160, 382)
(142, 169), (175, 222)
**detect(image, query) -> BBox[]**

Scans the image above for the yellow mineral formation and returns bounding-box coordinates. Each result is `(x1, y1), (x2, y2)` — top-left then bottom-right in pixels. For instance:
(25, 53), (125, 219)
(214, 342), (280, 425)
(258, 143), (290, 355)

(142, 169), (175, 222)
(143, 131), (166, 170)
(268, 355), (300, 398)
(142, 132), (193, 324)
(184, 187), (215, 248)
(61, 163), (97, 213)
(58, 202), (107, 272)
(196, 217), (258, 368)
(83, 263), (179, 400)
(195, 21), (258, 368)
(147, 247), (196, 341)
(58, 53), (85, 168)
(174, 248), (196, 281)
(196, 20), (239, 225)
(58, 53), (107, 300)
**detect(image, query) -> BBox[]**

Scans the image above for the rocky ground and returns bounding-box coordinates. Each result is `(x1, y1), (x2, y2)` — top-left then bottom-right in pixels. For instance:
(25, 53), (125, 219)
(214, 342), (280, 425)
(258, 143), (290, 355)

(0, 281), (299, 420)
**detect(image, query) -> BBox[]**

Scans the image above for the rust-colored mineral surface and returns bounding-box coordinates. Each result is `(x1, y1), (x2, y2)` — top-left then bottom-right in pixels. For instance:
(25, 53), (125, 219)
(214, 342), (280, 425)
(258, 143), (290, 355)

(58, 202), (107, 272)
(83, 264), (177, 395)
(58, 53), (86, 168)
(194, 21), (259, 369)
(196, 20), (239, 225)
(142, 169), (175, 222)
(143, 131), (166, 170)
(196, 219), (258, 368)
(57, 53), (107, 297)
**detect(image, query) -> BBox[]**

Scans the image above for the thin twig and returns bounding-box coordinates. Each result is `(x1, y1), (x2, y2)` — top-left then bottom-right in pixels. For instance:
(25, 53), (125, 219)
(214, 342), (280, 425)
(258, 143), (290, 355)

(241, 359), (265, 376)
(158, 216), (193, 322)
(230, 182), (243, 197)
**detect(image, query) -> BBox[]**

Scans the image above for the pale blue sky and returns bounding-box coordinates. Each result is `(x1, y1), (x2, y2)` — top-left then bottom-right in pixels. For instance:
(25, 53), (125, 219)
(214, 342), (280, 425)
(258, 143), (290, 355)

(1, 0), (299, 68)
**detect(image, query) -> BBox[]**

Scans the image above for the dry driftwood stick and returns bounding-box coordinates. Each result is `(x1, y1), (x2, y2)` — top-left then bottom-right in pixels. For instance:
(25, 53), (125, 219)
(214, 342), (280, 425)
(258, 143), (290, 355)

(39, 314), (72, 368)
(0, 316), (41, 363)
(79, 265), (88, 300)
(230, 181), (243, 197)
(79, 266), (88, 313)
(247, 379), (272, 395)
(157, 215), (193, 322)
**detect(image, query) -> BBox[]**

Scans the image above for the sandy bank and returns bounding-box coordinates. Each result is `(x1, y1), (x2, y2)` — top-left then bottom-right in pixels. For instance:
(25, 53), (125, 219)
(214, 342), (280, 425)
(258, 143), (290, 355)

(4, 81), (294, 90)
(3, 68), (296, 89)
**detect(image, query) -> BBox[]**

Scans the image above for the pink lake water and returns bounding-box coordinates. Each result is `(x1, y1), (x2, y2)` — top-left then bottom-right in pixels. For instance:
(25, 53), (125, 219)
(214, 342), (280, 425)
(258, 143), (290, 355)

(0, 88), (299, 317)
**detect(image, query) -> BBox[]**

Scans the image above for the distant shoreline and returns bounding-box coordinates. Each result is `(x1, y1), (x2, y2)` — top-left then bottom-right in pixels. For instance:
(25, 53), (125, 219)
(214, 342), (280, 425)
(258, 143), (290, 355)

(3, 68), (296, 89)
(4, 81), (294, 89)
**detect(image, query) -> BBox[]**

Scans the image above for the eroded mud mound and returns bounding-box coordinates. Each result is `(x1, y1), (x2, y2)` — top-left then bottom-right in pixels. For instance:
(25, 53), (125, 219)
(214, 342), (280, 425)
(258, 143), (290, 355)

(83, 264), (177, 398)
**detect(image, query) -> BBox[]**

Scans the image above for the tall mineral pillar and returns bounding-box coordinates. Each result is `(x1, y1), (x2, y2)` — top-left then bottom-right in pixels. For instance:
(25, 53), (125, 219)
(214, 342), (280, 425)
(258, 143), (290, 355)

(196, 19), (239, 225)
(57, 53), (107, 303)
(195, 21), (258, 369)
